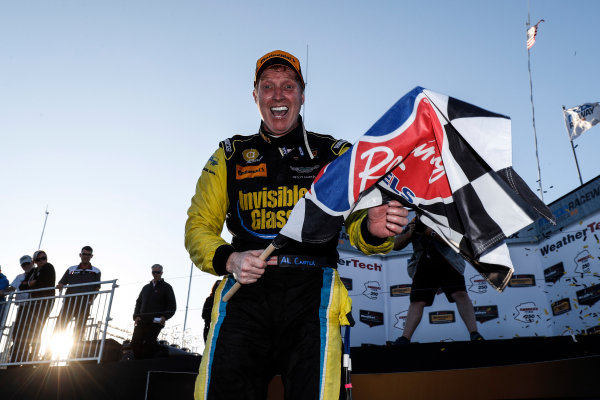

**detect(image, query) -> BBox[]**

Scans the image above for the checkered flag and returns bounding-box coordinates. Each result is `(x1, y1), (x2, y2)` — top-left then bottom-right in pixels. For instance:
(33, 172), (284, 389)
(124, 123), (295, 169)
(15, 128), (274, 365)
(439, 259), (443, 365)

(368, 89), (555, 289)
(279, 87), (555, 291)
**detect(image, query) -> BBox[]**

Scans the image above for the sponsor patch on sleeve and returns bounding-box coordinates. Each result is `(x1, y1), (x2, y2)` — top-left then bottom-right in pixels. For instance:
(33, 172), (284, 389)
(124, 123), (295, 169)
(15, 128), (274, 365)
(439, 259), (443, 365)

(220, 138), (235, 159)
(202, 154), (220, 176)
(332, 139), (350, 155)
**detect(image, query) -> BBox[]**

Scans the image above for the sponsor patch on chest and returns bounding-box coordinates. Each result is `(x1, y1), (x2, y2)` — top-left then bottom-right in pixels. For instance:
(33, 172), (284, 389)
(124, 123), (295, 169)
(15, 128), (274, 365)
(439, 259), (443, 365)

(242, 148), (262, 163)
(236, 163), (267, 179)
(289, 165), (320, 174)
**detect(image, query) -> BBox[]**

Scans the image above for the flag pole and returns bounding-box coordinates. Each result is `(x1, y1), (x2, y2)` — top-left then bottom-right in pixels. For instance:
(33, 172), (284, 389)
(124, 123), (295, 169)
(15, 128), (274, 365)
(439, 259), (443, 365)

(37, 206), (50, 250)
(182, 261), (194, 346)
(526, 4), (544, 201)
(302, 44), (309, 122)
(222, 243), (276, 302)
(562, 105), (584, 185)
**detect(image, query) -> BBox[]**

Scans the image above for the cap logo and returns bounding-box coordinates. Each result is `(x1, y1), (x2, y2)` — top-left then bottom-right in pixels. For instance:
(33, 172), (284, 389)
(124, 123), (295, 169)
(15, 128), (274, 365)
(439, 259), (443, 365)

(255, 50), (304, 88)
(259, 53), (298, 68)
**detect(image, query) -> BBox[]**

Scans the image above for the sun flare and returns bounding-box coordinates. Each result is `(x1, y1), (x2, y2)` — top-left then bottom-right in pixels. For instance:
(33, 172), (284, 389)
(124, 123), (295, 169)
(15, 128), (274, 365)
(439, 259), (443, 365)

(48, 331), (74, 361)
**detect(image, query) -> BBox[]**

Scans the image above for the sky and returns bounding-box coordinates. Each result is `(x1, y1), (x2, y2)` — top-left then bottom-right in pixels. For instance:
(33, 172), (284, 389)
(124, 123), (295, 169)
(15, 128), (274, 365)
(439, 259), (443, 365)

(1, 0), (599, 352)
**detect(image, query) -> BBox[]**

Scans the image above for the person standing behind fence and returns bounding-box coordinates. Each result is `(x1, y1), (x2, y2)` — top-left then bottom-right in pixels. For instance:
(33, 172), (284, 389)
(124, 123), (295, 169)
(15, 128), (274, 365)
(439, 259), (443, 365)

(24, 250), (56, 360)
(201, 279), (221, 343)
(55, 246), (101, 341)
(131, 264), (176, 359)
(28, 250), (56, 298)
(7, 257), (35, 296)
(8, 255), (36, 362)
(0, 265), (9, 325)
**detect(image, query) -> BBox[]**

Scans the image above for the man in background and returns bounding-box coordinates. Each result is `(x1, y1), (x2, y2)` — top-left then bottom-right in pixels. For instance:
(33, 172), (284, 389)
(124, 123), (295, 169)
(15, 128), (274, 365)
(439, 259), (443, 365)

(201, 279), (221, 343)
(55, 246), (102, 341)
(393, 216), (484, 344)
(131, 264), (176, 359)
(7, 257), (35, 295)
(27, 250), (56, 360)
(9, 255), (37, 362)
(0, 265), (9, 326)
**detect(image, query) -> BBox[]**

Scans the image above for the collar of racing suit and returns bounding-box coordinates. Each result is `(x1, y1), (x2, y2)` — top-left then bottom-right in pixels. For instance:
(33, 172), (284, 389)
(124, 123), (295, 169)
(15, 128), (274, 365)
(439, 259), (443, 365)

(259, 116), (314, 160)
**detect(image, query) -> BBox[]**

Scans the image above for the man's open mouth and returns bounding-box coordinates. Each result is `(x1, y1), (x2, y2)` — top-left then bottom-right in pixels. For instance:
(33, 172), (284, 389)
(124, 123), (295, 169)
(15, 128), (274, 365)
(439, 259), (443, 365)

(271, 106), (288, 117)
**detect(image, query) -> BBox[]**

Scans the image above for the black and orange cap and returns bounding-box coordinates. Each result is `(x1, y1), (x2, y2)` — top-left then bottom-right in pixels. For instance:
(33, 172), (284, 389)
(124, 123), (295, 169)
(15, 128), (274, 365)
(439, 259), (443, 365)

(254, 50), (305, 88)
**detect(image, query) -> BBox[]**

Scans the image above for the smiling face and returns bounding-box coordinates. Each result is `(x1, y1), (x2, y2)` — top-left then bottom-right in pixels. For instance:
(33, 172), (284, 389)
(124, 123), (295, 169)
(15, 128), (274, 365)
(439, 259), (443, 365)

(253, 65), (304, 136)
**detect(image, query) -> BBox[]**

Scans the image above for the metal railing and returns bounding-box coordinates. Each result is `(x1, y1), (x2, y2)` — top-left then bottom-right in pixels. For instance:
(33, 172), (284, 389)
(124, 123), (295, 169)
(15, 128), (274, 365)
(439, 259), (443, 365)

(0, 279), (118, 367)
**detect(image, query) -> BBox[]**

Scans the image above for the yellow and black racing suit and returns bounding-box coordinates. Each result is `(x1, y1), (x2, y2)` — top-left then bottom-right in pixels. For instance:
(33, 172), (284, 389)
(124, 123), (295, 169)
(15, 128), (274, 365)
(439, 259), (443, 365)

(185, 117), (392, 400)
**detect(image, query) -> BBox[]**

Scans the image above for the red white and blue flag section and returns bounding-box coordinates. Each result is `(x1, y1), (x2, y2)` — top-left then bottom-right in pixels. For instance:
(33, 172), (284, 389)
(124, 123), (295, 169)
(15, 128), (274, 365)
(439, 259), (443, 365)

(277, 86), (555, 291)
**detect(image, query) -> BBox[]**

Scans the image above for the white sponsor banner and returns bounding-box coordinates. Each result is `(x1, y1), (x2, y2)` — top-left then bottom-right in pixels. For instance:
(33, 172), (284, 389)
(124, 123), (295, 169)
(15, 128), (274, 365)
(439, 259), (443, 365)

(537, 213), (600, 336)
(337, 209), (600, 345)
(337, 251), (388, 346)
(564, 102), (600, 140)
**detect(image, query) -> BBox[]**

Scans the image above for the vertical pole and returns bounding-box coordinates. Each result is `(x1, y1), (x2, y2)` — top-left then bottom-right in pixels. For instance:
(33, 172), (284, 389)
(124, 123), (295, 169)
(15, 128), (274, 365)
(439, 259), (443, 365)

(97, 280), (118, 364)
(37, 206), (50, 250)
(302, 44), (309, 122)
(182, 261), (194, 346)
(527, 3), (544, 201)
(562, 106), (584, 185)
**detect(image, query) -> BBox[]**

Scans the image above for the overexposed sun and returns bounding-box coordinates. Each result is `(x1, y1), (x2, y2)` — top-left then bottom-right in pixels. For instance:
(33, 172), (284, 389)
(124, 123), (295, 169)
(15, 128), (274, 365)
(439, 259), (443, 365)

(49, 331), (74, 362)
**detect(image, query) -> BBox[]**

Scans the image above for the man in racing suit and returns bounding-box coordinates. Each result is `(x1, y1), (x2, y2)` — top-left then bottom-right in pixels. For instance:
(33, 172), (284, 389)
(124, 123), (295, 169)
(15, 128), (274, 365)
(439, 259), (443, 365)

(185, 50), (408, 400)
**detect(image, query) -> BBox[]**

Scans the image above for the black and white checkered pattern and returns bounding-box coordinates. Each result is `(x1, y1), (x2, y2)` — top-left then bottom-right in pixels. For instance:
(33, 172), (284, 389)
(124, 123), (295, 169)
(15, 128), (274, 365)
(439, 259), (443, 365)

(375, 90), (554, 290)
(279, 87), (554, 291)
